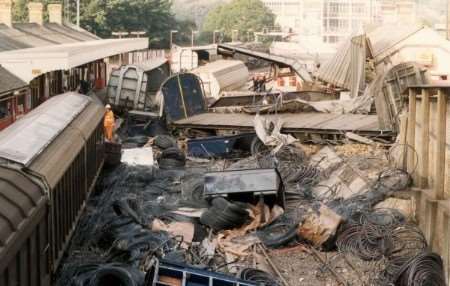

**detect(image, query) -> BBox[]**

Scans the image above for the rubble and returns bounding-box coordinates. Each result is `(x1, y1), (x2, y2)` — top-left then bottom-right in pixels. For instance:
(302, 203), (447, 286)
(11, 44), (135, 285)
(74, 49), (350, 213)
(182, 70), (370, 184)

(56, 35), (446, 284)
(56, 127), (445, 286)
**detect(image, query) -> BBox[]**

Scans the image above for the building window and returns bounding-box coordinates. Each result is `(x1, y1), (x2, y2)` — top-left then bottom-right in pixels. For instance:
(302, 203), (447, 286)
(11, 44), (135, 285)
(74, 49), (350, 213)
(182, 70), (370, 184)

(0, 99), (11, 119)
(17, 93), (25, 114)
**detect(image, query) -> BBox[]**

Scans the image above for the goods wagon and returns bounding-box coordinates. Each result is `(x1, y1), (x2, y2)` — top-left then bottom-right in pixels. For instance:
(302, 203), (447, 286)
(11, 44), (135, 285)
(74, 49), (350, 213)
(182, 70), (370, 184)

(0, 92), (105, 286)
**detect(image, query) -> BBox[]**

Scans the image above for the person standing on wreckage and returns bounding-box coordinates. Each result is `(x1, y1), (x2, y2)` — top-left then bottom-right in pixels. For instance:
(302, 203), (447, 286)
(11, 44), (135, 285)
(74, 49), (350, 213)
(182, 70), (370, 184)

(104, 104), (115, 142)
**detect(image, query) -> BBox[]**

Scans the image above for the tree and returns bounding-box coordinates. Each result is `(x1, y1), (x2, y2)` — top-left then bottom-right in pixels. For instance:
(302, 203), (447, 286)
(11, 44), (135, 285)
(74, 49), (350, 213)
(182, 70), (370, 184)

(202, 0), (275, 41)
(12, 0), (28, 22)
(79, 0), (177, 47)
(171, 0), (226, 28)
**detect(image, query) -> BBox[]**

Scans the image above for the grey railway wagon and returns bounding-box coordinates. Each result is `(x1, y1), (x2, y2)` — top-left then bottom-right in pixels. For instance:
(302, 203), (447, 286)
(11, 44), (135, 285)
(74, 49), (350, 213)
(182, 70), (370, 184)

(0, 92), (105, 286)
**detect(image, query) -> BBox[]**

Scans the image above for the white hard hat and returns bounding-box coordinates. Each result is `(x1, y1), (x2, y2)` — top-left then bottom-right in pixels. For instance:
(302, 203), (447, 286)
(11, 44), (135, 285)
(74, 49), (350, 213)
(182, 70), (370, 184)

(105, 104), (111, 109)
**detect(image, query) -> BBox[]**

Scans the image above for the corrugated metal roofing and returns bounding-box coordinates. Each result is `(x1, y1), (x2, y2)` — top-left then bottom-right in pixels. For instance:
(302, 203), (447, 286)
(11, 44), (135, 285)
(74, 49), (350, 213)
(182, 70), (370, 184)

(318, 38), (353, 89)
(44, 23), (99, 42)
(13, 23), (82, 45)
(318, 25), (425, 94)
(0, 38), (149, 82)
(0, 92), (91, 166)
(0, 22), (99, 52)
(0, 66), (27, 94)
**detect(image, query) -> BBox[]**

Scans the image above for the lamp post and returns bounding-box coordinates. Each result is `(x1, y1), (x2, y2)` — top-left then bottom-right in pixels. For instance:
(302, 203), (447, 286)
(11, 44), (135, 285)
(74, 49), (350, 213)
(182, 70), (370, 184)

(232, 29), (238, 42)
(170, 30), (178, 50)
(213, 30), (221, 44)
(76, 0), (80, 29)
(191, 30), (198, 47)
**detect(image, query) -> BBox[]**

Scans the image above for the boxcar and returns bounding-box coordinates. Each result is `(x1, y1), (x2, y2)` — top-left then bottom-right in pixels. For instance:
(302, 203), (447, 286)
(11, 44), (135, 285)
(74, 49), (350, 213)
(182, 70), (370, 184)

(0, 92), (105, 286)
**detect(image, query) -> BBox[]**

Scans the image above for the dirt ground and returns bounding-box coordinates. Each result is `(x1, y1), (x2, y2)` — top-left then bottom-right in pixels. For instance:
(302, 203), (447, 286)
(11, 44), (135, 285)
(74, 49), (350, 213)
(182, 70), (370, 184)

(270, 247), (381, 286)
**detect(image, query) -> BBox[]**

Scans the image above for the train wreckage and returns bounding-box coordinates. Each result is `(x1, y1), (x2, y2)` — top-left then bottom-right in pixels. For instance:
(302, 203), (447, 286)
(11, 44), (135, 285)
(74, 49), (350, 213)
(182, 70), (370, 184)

(0, 24), (448, 286)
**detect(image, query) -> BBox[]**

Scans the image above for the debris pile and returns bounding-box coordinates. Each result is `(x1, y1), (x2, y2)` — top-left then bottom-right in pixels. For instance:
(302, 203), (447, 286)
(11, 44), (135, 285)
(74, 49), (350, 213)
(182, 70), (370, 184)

(57, 133), (445, 286)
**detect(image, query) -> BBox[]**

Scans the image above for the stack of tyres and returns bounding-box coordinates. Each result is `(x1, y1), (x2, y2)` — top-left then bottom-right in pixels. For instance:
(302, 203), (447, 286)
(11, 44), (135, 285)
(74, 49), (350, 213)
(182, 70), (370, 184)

(200, 198), (250, 231)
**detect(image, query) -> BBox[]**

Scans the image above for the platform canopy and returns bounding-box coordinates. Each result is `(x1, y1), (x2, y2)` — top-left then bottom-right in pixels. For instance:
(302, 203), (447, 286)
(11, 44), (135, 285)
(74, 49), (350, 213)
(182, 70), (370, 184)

(0, 38), (148, 82)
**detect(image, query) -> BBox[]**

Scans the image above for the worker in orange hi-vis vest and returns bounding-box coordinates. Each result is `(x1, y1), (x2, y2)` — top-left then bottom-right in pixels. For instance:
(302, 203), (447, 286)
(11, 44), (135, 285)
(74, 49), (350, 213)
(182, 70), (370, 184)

(104, 104), (115, 142)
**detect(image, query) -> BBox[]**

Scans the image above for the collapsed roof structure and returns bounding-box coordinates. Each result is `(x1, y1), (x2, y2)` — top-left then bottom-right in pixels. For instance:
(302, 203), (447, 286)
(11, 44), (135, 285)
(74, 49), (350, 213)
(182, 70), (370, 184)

(317, 25), (450, 130)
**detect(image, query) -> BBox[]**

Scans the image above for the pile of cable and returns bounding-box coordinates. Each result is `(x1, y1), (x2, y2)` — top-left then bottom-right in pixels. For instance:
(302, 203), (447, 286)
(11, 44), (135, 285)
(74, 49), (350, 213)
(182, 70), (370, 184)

(200, 197), (250, 231)
(285, 165), (321, 187)
(100, 217), (173, 266)
(256, 145), (306, 170)
(377, 225), (429, 284)
(394, 251), (445, 286)
(337, 209), (406, 261)
(389, 224), (427, 259)
(98, 199), (174, 266)
(337, 223), (391, 261)
(239, 268), (281, 286)
(257, 216), (299, 248)
(373, 168), (412, 193)
(157, 147), (186, 169)
(70, 263), (145, 286)
(328, 168), (413, 220)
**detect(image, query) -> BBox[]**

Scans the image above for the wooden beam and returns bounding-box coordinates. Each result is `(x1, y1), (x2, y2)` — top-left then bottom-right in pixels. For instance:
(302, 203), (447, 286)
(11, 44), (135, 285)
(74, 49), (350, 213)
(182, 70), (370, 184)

(412, 188), (423, 224)
(407, 88), (417, 175)
(425, 200), (438, 249)
(419, 89), (431, 188)
(443, 213), (450, 284)
(436, 90), (448, 200)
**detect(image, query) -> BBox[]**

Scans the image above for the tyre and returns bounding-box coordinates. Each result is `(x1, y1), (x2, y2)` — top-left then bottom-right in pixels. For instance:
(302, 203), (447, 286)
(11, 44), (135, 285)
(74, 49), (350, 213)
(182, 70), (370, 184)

(87, 265), (142, 286)
(158, 158), (185, 169)
(154, 135), (177, 150)
(211, 197), (230, 210)
(258, 223), (299, 248)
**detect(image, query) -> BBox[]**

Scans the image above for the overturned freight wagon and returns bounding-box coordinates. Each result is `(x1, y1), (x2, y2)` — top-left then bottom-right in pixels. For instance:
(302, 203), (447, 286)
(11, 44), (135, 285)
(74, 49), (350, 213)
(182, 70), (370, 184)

(107, 58), (170, 112)
(160, 73), (395, 141)
(0, 92), (105, 286)
(192, 60), (249, 99)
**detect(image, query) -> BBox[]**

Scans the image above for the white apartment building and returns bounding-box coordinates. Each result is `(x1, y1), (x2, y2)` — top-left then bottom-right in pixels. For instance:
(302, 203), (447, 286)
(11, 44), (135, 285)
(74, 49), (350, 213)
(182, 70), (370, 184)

(378, 0), (416, 25)
(302, 0), (324, 37)
(262, 0), (417, 45)
(322, 0), (376, 44)
(261, 0), (304, 32)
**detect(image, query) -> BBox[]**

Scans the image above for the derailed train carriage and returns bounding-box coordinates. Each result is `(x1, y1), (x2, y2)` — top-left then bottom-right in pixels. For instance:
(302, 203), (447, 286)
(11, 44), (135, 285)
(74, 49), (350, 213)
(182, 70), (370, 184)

(0, 92), (105, 286)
